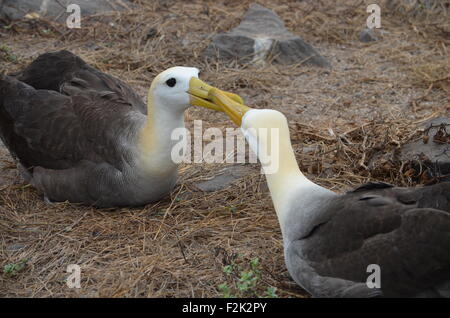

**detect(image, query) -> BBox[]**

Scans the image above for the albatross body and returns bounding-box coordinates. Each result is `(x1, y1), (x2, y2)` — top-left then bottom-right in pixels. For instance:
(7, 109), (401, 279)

(210, 89), (450, 297)
(0, 50), (242, 207)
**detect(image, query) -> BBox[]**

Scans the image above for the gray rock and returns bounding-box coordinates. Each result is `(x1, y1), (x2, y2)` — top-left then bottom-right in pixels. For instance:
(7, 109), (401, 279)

(359, 28), (378, 42)
(0, 0), (132, 22)
(195, 165), (253, 192)
(84, 42), (101, 51)
(6, 243), (26, 252)
(301, 145), (320, 154)
(399, 117), (450, 180)
(203, 3), (330, 67)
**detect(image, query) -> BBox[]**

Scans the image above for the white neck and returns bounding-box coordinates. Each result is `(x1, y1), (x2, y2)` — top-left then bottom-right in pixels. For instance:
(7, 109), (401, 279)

(138, 94), (185, 174)
(261, 136), (318, 230)
(243, 115), (333, 235)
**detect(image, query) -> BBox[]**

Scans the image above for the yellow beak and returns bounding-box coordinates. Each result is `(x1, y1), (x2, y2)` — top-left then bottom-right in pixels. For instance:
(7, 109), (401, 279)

(188, 77), (244, 112)
(207, 88), (252, 126)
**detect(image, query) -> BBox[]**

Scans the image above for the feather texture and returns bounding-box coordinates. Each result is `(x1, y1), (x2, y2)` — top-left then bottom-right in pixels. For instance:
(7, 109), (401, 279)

(0, 51), (176, 207)
(285, 181), (450, 297)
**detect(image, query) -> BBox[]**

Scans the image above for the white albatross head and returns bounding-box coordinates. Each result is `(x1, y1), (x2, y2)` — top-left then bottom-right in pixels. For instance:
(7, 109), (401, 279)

(138, 68), (245, 176)
(149, 66), (243, 114)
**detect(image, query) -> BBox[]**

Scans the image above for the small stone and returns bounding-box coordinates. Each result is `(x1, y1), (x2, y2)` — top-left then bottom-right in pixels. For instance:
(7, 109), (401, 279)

(85, 42), (101, 51)
(195, 165), (253, 192)
(145, 27), (158, 40)
(6, 243), (26, 251)
(359, 28), (378, 42)
(302, 145), (320, 154)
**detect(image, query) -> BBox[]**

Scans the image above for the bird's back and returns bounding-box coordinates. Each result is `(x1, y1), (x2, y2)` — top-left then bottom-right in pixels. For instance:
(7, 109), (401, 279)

(284, 181), (450, 297)
(15, 50), (147, 114)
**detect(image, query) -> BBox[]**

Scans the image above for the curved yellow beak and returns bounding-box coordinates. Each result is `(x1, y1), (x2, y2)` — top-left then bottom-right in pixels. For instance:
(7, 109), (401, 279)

(207, 88), (252, 126)
(188, 77), (244, 112)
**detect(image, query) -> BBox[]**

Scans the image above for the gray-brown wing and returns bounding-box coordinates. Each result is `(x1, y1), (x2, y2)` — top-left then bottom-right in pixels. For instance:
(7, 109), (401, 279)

(287, 183), (450, 297)
(15, 50), (147, 114)
(407, 182), (450, 212)
(351, 181), (450, 212)
(0, 75), (141, 171)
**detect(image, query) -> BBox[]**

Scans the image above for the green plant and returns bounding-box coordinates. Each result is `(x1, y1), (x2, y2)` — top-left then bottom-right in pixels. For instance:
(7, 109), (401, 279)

(0, 44), (18, 63)
(3, 258), (29, 277)
(265, 286), (278, 298)
(223, 264), (233, 275)
(217, 256), (277, 298)
(236, 258), (261, 293)
(218, 282), (234, 298)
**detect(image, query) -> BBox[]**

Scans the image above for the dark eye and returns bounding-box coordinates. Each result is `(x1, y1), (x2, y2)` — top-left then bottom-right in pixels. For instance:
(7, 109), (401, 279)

(166, 78), (176, 87)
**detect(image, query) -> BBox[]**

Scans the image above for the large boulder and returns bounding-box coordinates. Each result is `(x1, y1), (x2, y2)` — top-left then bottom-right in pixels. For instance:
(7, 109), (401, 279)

(0, 0), (132, 22)
(203, 3), (330, 67)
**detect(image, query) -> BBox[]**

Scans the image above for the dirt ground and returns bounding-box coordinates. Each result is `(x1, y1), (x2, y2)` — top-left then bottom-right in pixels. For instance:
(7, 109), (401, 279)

(0, 0), (449, 297)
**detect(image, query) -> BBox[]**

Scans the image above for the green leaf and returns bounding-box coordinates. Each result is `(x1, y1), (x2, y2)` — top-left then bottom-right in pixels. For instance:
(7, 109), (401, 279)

(223, 265), (233, 275)
(265, 286), (278, 298)
(3, 258), (29, 277)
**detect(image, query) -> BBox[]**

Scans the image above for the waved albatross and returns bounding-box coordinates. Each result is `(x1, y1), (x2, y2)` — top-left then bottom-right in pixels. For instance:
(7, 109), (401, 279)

(209, 89), (450, 298)
(0, 50), (242, 207)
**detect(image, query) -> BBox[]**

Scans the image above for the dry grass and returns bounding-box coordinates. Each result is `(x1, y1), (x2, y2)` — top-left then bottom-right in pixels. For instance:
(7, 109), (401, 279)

(0, 0), (449, 297)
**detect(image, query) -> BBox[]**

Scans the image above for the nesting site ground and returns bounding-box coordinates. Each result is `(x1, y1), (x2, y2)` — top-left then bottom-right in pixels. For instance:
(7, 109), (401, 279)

(0, 0), (449, 297)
